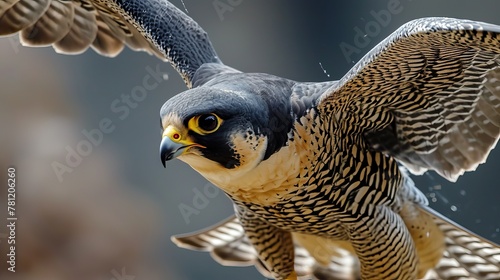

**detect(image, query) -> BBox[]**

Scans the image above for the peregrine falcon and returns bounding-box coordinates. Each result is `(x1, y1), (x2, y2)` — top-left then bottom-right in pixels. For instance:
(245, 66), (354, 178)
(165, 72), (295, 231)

(2, 1), (500, 279)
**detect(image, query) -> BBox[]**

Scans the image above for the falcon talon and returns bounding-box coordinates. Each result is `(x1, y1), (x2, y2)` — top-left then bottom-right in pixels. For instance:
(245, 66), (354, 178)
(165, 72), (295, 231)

(3, 1), (500, 279)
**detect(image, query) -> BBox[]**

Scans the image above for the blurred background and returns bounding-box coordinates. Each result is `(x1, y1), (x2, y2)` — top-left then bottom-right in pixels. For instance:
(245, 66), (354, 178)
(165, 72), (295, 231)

(0, 1), (499, 279)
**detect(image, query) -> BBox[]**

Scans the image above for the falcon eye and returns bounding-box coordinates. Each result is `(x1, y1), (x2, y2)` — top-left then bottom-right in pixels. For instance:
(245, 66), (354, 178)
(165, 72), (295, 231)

(198, 114), (219, 133)
(188, 113), (223, 135)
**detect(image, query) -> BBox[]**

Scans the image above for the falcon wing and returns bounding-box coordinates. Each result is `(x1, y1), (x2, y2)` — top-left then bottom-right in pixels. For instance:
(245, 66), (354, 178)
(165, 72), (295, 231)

(0, 0), (222, 87)
(171, 216), (273, 277)
(318, 17), (500, 181)
(172, 215), (361, 280)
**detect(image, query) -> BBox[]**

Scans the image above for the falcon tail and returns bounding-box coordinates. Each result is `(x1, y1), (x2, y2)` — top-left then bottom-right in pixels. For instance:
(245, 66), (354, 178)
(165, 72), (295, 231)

(419, 205), (500, 279)
(172, 212), (500, 280)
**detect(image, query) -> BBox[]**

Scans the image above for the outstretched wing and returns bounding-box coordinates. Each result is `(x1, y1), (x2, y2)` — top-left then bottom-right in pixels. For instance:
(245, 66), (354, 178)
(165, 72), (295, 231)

(172, 216), (361, 280)
(0, 0), (222, 87)
(318, 17), (500, 181)
(172, 216), (273, 277)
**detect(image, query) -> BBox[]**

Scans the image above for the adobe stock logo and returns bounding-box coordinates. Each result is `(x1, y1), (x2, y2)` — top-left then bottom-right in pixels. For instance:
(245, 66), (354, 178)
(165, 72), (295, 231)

(178, 182), (220, 224)
(339, 0), (405, 63)
(213, 0), (243, 21)
(51, 64), (168, 182)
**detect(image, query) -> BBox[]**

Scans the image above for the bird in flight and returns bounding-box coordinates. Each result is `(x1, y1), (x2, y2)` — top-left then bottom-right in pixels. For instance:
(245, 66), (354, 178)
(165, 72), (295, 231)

(2, 1), (500, 279)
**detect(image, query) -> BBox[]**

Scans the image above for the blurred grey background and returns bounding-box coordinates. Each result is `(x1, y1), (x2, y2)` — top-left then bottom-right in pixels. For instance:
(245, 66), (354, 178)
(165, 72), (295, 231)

(0, 1), (499, 279)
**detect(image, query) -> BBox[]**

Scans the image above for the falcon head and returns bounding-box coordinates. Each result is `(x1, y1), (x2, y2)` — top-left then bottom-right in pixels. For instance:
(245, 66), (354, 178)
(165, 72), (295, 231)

(159, 86), (293, 186)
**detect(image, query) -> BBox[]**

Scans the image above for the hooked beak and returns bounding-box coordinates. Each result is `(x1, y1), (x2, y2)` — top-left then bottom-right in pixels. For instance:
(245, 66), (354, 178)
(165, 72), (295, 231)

(160, 126), (202, 168)
(160, 137), (189, 167)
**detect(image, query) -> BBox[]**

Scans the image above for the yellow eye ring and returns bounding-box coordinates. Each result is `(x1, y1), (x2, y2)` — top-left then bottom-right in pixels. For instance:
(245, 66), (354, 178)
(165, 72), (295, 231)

(188, 113), (222, 135)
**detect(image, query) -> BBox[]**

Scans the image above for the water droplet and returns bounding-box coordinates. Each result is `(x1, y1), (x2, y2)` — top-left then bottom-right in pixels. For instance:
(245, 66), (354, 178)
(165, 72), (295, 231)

(318, 62), (331, 78)
(475, 219), (481, 224)
(180, 0), (189, 13)
(460, 190), (466, 196)
(450, 205), (457, 212)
